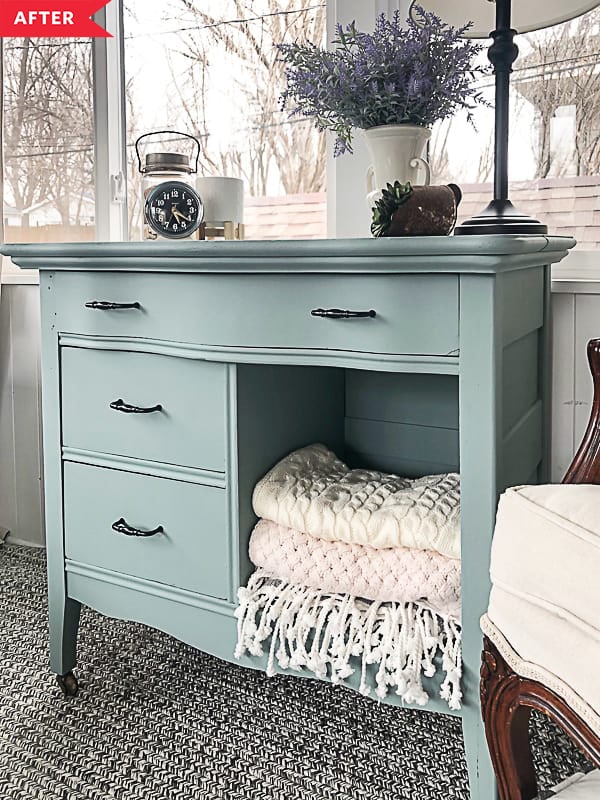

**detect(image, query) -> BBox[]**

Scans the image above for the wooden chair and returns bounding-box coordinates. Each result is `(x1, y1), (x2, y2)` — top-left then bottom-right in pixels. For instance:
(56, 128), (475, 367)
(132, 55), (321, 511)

(480, 338), (600, 800)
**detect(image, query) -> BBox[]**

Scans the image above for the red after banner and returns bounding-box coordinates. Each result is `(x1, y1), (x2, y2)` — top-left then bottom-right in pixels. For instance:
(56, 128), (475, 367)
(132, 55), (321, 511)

(0, 1), (111, 37)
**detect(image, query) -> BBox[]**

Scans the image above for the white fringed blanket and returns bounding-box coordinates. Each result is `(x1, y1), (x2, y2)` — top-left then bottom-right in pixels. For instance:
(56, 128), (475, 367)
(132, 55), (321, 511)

(235, 570), (462, 710)
(239, 444), (464, 708)
(252, 444), (461, 558)
(249, 519), (461, 618)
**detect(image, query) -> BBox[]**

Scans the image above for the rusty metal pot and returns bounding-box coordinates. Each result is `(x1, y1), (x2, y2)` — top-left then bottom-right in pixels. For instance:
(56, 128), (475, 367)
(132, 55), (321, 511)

(371, 183), (462, 237)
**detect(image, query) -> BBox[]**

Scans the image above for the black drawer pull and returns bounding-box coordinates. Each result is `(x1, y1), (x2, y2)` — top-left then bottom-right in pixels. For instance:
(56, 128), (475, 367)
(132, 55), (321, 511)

(110, 398), (162, 414)
(85, 301), (140, 311)
(311, 308), (376, 319)
(112, 517), (164, 537)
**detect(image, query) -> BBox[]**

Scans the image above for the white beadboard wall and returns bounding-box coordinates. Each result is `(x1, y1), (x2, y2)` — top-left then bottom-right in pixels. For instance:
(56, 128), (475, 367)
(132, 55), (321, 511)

(0, 283), (45, 547)
(551, 265), (600, 481)
(0, 274), (598, 548)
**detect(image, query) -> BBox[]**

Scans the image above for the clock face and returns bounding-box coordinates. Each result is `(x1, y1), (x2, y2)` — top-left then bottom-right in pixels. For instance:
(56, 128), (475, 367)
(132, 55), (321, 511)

(145, 180), (203, 239)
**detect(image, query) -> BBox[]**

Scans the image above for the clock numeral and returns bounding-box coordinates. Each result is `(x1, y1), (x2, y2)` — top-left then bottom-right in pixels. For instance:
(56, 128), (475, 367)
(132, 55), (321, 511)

(157, 199), (165, 207)
(181, 222), (187, 230)
(173, 223), (179, 231)
(172, 189), (179, 198)
(186, 198), (193, 206)
(162, 192), (170, 200)
(189, 206), (195, 214)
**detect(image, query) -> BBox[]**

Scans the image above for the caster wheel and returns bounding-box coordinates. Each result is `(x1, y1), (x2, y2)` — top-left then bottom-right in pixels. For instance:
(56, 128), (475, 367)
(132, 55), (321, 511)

(57, 671), (79, 697)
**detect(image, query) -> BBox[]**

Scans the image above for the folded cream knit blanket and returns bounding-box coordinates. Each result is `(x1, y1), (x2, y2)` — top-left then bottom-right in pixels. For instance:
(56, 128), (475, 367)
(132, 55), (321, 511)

(249, 519), (461, 618)
(252, 444), (461, 558)
(235, 570), (462, 710)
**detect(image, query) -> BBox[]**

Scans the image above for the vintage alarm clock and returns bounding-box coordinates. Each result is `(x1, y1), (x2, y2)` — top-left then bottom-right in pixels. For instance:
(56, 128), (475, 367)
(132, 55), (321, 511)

(135, 130), (204, 240)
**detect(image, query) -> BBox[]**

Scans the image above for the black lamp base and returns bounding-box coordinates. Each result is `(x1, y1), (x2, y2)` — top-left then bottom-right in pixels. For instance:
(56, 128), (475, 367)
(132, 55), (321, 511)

(455, 199), (548, 236)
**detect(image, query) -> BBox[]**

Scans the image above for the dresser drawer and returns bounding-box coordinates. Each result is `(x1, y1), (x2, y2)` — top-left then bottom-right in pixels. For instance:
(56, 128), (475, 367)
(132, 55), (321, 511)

(63, 462), (229, 599)
(50, 271), (459, 356)
(61, 347), (227, 471)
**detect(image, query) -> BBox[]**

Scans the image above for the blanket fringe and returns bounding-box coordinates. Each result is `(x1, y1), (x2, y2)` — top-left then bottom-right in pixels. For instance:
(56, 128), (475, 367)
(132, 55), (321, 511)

(234, 569), (462, 710)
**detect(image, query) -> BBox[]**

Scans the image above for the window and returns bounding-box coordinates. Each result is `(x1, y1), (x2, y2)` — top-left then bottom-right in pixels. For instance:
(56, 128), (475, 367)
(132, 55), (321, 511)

(0, 0), (327, 259)
(122, 0), (326, 241)
(1, 37), (95, 244)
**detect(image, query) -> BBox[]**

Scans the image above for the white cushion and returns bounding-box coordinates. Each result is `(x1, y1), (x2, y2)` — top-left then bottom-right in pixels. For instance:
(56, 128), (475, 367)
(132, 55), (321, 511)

(481, 615), (600, 738)
(488, 484), (600, 719)
(487, 588), (600, 726)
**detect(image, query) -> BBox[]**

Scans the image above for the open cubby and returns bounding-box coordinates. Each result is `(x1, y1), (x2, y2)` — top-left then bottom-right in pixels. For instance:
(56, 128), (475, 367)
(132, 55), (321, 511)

(235, 364), (460, 591)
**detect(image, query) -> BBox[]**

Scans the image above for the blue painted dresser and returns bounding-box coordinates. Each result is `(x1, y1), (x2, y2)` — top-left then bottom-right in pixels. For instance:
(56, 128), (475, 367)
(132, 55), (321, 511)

(3, 236), (575, 799)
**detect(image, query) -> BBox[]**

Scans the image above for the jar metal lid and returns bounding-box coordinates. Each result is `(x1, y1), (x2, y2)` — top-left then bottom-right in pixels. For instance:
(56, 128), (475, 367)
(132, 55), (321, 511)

(143, 152), (192, 173)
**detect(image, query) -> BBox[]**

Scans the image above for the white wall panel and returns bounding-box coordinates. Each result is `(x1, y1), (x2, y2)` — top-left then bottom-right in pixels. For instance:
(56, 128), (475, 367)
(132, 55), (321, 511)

(574, 293), (600, 447)
(550, 280), (600, 481)
(0, 285), (17, 540)
(550, 292), (576, 481)
(0, 285), (44, 547)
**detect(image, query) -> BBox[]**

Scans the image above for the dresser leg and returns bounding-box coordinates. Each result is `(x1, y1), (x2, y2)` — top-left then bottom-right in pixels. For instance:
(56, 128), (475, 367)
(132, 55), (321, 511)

(462, 632), (499, 799)
(49, 595), (81, 692)
(56, 671), (79, 697)
(463, 702), (499, 799)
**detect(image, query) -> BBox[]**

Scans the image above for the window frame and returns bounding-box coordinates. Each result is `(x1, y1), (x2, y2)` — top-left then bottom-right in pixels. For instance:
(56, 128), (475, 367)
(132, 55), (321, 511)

(92, 0), (128, 242)
(0, 0), (127, 283)
(328, 1), (413, 238)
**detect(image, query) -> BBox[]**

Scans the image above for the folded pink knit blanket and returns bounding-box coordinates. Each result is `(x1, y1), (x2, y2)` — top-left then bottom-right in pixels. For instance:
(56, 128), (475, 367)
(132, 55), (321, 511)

(249, 519), (461, 618)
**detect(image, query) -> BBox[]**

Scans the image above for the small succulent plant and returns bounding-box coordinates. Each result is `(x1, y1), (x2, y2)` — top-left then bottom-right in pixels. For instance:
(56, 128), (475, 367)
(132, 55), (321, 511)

(371, 181), (414, 237)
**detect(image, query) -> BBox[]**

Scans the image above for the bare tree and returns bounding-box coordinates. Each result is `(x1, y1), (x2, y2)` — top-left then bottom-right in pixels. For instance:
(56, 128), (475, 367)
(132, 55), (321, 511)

(475, 132), (494, 184)
(166, 0), (326, 196)
(429, 121), (452, 184)
(515, 10), (600, 178)
(126, 79), (144, 235)
(3, 38), (94, 225)
(429, 118), (494, 185)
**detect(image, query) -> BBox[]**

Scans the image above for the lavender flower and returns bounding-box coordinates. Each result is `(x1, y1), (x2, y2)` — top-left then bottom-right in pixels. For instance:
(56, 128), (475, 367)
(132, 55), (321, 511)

(278, 7), (487, 156)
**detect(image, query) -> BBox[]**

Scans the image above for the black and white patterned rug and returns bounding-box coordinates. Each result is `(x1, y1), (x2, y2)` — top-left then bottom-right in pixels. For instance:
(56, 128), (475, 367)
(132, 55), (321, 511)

(0, 545), (592, 799)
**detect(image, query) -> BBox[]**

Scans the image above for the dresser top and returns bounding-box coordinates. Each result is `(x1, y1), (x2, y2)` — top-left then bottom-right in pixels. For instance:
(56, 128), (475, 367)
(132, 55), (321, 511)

(2, 235), (575, 274)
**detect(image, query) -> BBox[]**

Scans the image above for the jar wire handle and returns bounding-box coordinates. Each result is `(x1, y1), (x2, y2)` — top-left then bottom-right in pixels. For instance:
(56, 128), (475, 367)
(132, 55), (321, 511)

(135, 130), (201, 174)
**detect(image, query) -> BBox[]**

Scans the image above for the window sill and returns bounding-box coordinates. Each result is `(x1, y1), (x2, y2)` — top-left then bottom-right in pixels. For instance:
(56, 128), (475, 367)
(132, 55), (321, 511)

(1, 271), (40, 286)
(552, 249), (600, 294)
(1, 255), (38, 285)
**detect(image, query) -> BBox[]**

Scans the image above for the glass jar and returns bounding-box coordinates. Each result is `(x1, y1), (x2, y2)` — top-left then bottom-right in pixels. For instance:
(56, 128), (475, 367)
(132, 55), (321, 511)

(135, 131), (201, 240)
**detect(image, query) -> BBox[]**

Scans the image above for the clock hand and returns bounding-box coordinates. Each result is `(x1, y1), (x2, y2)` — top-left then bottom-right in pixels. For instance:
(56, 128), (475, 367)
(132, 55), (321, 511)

(172, 208), (192, 223)
(173, 210), (192, 222)
(165, 203), (180, 227)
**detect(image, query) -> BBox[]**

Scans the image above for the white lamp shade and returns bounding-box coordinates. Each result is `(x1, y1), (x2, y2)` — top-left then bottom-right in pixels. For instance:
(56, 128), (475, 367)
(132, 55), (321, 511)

(410, 0), (600, 37)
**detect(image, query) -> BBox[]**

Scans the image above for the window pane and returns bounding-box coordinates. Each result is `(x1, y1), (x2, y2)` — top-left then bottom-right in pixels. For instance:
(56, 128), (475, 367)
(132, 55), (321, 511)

(429, 9), (600, 248)
(2, 38), (95, 244)
(123, 0), (326, 241)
